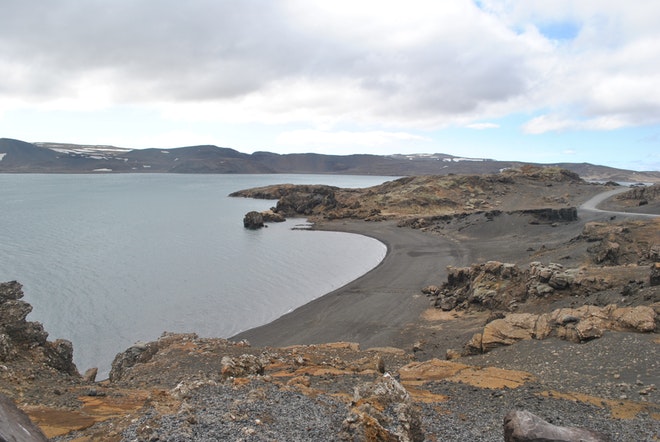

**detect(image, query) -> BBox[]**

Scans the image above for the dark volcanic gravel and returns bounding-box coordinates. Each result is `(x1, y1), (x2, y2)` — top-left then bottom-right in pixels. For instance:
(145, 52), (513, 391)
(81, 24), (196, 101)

(121, 381), (347, 442)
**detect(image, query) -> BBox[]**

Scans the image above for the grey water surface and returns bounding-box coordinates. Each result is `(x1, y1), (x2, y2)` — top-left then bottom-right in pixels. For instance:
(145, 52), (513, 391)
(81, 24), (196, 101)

(0, 173), (390, 378)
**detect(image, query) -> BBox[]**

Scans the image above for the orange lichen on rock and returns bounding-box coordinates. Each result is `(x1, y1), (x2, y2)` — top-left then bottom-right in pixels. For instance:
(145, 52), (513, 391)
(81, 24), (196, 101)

(399, 359), (535, 390)
(537, 390), (660, 420)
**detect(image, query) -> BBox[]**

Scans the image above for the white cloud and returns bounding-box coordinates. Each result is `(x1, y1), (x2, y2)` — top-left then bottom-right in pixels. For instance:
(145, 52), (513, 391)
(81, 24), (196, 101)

(276, 129), (431, 154)
(0, 0), (659, 136)
(466, 123), (500, 130)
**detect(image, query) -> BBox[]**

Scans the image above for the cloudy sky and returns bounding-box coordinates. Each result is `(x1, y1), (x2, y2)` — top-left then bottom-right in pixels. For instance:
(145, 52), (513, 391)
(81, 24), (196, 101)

(1, 1), (659, 170)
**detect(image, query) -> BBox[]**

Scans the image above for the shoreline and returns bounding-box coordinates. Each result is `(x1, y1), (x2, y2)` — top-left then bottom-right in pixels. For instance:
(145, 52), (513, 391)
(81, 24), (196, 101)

(231, 187), (657, 350)
(231, 219), (471, 349)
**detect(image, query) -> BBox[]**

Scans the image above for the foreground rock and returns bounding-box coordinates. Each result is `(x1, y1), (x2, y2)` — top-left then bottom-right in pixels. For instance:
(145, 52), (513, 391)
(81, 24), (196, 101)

(503, 410), (611, 442)
(341, 374), (424, 442)
(0, 393), (48, 442)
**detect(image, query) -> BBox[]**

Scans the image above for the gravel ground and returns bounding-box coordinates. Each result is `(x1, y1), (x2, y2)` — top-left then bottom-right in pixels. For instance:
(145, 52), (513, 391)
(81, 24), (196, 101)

(121, 381), (348, 442)
(118, 377), (659, 441)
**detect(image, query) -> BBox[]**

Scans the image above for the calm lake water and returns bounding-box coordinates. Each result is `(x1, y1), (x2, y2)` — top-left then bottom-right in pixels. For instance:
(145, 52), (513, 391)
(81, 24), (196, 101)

(0, 174), (391, 378)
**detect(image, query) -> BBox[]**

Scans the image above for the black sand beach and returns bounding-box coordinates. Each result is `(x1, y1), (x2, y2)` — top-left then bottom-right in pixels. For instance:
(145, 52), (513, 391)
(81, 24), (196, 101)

(232, 219), (472, 349)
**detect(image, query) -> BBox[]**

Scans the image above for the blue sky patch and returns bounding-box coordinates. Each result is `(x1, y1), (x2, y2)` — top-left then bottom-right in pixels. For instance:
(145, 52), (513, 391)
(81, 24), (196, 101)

(538, 21), (581, 41)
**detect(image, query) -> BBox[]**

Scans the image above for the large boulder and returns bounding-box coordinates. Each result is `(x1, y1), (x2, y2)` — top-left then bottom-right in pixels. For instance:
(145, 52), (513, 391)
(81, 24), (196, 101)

(0, 393), (48, 442)
(503, 410), (610, 442)
(341, 374), (423, 442)
(243, 211), (265, 229)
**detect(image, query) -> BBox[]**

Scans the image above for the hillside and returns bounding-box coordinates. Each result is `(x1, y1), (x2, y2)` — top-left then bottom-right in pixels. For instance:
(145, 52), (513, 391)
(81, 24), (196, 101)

(1, 138), (659, 183)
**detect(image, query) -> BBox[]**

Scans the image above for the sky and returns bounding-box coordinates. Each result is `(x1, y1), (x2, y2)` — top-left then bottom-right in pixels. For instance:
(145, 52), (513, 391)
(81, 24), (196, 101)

(1, 1), (659, 171)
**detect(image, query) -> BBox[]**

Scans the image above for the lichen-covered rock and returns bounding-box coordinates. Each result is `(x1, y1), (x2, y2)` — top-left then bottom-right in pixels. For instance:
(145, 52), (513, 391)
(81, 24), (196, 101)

(341, 374), (424, 442)
(468, 304), (656, 353)
(480, 314), (537, 352)
(220, 354), (264, 379)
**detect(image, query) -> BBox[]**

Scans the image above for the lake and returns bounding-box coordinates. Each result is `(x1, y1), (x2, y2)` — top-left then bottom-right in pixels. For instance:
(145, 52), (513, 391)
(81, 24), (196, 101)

(0, 173), (392, 378)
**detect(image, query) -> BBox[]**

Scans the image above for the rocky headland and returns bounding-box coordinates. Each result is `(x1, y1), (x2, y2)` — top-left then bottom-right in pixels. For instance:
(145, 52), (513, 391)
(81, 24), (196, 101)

(1, 166), (658, 441)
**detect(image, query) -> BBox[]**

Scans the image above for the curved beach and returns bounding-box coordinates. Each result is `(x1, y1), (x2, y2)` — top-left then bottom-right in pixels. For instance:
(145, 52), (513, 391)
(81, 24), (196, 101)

(231, 219), (471, 348)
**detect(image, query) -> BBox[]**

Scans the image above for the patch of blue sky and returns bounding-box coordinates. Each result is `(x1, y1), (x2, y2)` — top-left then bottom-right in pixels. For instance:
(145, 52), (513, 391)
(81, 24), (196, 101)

(430, 114), (659, 171)
(538, 21), (581, 41)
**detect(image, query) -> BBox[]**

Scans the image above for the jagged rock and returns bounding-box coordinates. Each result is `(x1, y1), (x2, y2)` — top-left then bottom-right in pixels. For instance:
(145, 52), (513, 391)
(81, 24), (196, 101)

(503, 410), (611, 441)
(220, 354), (264, 379)
(0, 281), (79, 376)
(342, 374), (423, 442)
(45, 339), (78, 375)
(0, 393), (49, 442)
(110, 341), (159, 382)
(243, 210), (265, 229)
(84, 367), (98, 383)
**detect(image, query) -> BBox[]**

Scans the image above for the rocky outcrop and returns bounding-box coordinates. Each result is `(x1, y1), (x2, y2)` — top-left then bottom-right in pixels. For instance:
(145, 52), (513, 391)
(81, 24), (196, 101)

(243, 210), (265, 229)
(341, 374), (423, 442)
(581, 221), (659, 265)
(274, 185), (339, 216)
(429, 261), (527, 311)
(231, 168), (600, 223)
(503, 410), (611, 442)
(616, 183), (660, 203)
(109, 340), (161, 382)
(261, 210), (286, 223)
(0, 281), (78, 376)
(242, 209), (286, 229)
(220, 354), (264, 379)
(522, 207), (577, 223)
(428, 260), (655, 313)
(465, 304), (657, 354)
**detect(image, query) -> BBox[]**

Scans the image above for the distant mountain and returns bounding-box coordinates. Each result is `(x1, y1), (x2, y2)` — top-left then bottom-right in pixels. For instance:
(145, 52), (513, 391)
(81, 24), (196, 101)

(1, 138), (658, 183)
